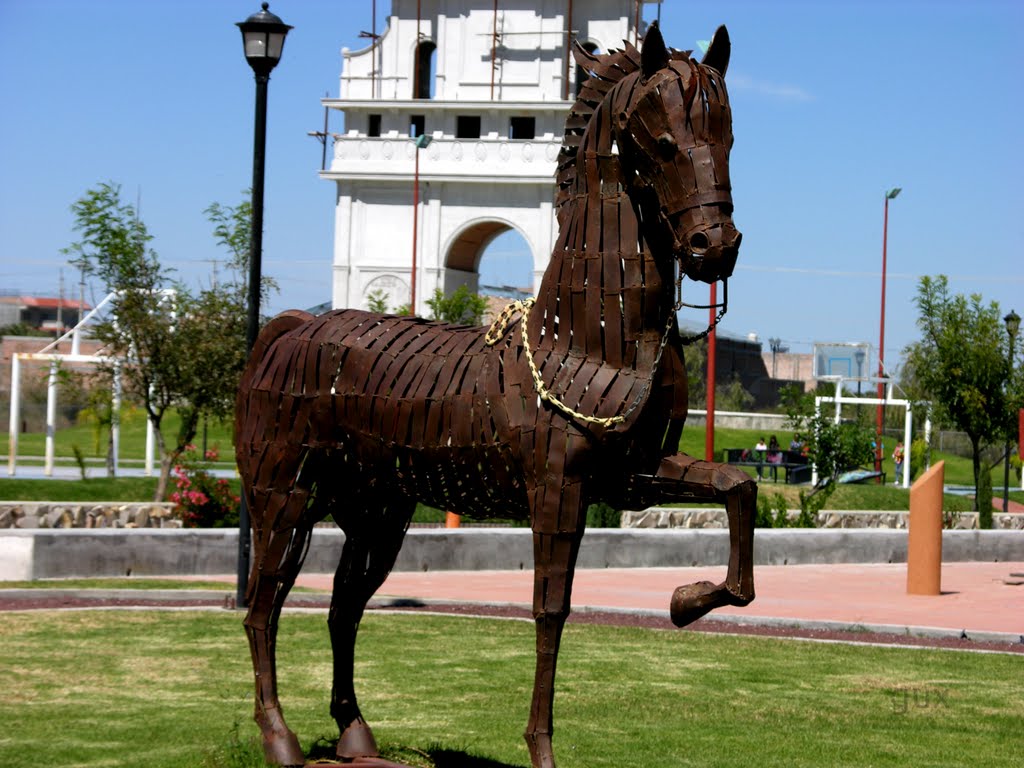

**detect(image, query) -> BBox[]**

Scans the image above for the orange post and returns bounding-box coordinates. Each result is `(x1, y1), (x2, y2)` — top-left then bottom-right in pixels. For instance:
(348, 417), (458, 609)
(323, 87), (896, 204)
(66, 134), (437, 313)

(907, 460), (944, 595)
(445, 511), (461, 528)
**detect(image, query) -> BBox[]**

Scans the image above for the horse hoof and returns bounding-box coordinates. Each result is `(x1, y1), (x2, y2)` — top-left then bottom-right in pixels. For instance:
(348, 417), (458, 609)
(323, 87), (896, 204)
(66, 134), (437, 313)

(669, 581), (720, 627)
(337, 717), (380, 760)
(262, 729), (304, 767)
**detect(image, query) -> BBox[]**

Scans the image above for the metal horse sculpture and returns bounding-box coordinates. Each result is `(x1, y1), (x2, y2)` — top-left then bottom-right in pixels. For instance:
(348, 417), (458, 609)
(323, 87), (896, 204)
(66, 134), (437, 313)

(235, 23), (754, 768)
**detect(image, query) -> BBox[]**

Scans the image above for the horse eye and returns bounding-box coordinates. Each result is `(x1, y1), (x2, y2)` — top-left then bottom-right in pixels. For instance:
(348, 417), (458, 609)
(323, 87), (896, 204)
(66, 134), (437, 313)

(657, 134), (677, 154)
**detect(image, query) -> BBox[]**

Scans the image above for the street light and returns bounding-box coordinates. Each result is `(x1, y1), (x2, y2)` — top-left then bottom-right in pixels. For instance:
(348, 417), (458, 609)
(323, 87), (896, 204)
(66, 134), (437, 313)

(236, 2), (292, 608)
(411, 133), (432, 315)
(854, 348), (865, 395)
(876, 186), (901, 477)
(1003, 309), (1020, 513)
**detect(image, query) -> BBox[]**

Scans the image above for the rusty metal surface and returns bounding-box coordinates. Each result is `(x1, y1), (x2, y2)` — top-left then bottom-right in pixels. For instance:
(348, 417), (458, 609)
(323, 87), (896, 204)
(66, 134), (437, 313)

(235, 23), (755, 768)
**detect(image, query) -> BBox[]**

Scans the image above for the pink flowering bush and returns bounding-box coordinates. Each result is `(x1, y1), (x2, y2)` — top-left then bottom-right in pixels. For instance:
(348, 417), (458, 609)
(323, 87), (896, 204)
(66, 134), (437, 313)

(170, 445), (240, 528)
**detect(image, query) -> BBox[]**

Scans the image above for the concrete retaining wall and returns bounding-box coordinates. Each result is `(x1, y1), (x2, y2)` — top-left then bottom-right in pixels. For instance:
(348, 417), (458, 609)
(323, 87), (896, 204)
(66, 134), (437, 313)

(621, 508), (1024, 530)
(2, 527), (1022, 581)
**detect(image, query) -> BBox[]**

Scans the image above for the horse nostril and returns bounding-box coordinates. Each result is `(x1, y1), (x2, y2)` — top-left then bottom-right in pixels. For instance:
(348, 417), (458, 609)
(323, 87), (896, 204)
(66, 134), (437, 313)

(689, 232), (710, 253)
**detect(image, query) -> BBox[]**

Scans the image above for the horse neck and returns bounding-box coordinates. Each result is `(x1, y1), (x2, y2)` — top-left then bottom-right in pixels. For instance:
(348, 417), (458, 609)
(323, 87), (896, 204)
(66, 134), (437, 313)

(530, 151), (672, 370)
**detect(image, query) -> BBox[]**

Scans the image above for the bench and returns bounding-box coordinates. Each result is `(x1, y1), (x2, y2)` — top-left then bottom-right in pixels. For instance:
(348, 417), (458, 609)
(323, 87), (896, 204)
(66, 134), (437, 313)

(723, 448), (811, 485)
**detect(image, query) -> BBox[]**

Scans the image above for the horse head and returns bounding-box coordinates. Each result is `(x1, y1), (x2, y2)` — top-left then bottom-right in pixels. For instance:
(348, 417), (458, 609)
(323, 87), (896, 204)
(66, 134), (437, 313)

(613, 23), (741, 285)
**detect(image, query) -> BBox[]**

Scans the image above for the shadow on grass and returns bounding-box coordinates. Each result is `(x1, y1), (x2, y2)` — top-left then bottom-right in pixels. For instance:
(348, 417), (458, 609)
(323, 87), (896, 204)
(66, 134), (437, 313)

(304, 739), (525, 768)
(428, 749), (524, 768)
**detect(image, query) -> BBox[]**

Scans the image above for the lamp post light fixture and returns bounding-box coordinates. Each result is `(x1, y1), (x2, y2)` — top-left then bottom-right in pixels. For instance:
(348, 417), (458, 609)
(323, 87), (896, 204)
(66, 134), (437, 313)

(1003, 309), (1020, 513)
(876, 186), (901, 476)
(235, 2), (292, 608)
(854, 348), (866, 395)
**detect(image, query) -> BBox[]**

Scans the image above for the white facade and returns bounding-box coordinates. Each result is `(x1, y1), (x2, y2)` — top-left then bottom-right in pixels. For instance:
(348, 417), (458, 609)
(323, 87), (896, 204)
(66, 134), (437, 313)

(323, 0), (658, 313)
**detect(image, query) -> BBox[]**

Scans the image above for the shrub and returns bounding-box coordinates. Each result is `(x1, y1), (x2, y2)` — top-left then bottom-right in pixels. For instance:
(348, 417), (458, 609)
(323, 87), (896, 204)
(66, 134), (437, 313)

(755, 492), (793, 528)
(586, 502), (621, 528)
(170, 445), (239, 528)
(909, 438), (929, 482)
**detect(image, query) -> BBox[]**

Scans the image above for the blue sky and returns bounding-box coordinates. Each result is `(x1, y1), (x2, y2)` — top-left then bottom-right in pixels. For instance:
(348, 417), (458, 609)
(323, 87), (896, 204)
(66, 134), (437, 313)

(1, 0), (1021, 374)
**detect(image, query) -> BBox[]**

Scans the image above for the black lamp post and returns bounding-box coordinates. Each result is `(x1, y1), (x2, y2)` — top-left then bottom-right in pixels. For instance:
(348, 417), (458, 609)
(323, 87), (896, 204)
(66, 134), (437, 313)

(235, 2), (292, 607)
(854, 348), (865, 395)
(1003, 309), (1020, 514)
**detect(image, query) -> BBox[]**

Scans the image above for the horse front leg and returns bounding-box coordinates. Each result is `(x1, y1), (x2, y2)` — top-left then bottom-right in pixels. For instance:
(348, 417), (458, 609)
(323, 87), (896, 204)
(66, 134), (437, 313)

(524, 477), (585, 768)
(627, 454), (756, 627)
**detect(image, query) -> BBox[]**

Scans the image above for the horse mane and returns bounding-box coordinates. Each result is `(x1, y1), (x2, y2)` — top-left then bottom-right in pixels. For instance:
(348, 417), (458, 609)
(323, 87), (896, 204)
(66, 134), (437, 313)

(555, 42), (694, 223)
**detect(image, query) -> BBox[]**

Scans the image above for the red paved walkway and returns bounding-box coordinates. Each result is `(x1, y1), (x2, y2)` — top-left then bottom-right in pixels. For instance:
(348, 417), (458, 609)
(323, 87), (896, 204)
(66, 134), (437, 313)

(294, 561), (1024, 638)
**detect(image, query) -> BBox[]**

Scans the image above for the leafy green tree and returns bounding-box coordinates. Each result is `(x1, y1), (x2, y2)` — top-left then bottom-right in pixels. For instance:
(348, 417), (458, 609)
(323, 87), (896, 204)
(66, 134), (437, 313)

(203, 194), (277, 302)
(903, 275), (1023, 524)
(783, 384), (875, 508)
(426, 285), (488, 325)
(65, 182), (247, 500)
(683, 337), (756, 411)
(366, 289), (390, 314)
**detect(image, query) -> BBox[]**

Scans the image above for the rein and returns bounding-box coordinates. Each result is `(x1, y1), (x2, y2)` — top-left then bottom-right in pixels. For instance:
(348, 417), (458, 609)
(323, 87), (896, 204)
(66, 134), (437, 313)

(484, 272), (728, 428)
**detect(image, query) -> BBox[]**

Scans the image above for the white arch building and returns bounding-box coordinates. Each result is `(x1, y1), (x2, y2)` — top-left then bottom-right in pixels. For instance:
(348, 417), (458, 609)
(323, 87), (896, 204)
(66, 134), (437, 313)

(323, 0), (659, 313)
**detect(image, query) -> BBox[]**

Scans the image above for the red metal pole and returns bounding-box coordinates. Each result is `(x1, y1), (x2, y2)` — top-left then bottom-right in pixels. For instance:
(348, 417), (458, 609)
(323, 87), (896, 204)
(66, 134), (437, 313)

(491, 0), (498, 99)
(372, 0), (377, 98)
(414, 0), (421, 99)
(876, 196), (889, 476)
(411, 148), (419, 315)
(705, 282), (717, 462)
(563, 0), (574, 101)
(634, 0), (641, 46)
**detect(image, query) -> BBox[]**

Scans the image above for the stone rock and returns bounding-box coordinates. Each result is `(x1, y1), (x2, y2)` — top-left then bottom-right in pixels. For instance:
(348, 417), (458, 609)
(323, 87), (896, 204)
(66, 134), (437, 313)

(15, 514), (41, 529)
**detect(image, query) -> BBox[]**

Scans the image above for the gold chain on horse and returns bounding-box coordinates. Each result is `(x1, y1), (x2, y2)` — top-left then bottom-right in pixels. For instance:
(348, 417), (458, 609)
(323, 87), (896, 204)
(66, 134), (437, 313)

(484, 275), (727, 427)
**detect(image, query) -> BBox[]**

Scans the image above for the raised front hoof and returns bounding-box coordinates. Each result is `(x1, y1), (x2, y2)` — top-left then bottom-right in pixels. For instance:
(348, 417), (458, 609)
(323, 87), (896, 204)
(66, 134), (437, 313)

(670, 581), (753, 628)
(336, 718), (380, 762)
(524, 731), (556, 768)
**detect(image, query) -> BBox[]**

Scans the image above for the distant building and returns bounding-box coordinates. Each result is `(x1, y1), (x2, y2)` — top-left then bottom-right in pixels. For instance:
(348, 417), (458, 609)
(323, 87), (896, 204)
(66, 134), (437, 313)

(680, 321), (816, 408)
(0, 295), (91, 333)
(323, 0), (659, 313)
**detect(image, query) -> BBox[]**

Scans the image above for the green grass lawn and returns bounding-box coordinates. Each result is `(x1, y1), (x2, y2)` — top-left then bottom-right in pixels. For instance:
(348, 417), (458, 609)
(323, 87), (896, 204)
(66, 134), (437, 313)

(0, 610), (1018, 768)
(3, 408), (236, 464)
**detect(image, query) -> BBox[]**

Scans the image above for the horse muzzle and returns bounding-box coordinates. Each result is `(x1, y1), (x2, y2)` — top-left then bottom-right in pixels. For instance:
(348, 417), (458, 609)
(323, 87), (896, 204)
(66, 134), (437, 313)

(678, 224), (742, 284)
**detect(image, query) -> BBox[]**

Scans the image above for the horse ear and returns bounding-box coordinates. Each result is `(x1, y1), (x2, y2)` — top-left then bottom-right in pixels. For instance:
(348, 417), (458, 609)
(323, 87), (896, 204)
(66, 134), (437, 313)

(701, 25), (731, 76)
(641, 21), (670, 79)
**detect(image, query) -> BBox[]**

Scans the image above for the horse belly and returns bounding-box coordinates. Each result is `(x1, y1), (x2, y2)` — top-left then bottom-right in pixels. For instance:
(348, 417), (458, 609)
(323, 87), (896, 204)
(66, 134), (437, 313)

(392, 443), (529, 521)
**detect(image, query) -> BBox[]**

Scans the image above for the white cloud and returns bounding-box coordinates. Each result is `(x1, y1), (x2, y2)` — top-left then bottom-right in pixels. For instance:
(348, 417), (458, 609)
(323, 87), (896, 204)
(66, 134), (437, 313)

(728, 73), (813, 102)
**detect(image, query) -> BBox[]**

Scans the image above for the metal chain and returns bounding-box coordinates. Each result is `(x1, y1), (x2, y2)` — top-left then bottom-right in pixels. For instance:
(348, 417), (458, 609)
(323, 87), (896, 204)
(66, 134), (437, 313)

(484, 297), (668, 427)
(483, 273), (728, 427)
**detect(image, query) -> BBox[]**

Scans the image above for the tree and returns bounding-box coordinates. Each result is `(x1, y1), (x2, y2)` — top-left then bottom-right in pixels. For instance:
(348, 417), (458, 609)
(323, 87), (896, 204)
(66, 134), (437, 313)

(783, 384), (875, 505)
(426, 285), (488, 325)
(903, 275), (1023, 524)
(65, 182), (247, 500)
(203, 194), (277, 301)
(682, 337), (756, 411)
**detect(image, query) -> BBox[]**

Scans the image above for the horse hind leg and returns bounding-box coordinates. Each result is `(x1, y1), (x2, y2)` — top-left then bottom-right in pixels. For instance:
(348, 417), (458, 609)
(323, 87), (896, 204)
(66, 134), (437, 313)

(242, 448), (316, 767)
(631, 456), (756, 627)
(328, 498), (413, 762)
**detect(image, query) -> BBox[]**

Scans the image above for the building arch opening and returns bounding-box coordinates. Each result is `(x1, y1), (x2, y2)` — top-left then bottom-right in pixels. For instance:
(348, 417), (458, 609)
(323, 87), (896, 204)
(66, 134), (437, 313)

(444, 221), (535, 319)
(414, 40), (437, 99)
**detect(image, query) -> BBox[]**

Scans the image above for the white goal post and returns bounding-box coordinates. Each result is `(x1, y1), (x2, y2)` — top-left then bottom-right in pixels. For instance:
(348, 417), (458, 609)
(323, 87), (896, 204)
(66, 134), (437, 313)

(812, 379), (932, 489)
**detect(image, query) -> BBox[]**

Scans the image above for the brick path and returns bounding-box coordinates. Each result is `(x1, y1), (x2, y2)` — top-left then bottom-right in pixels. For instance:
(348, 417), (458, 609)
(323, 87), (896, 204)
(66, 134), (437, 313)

(291, 561), (1024, 639)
